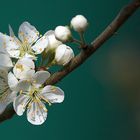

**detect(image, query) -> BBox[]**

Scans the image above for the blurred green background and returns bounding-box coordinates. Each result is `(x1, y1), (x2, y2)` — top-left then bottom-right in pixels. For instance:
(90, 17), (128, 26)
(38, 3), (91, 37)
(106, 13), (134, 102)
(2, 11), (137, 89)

(0, 0), (140, 140)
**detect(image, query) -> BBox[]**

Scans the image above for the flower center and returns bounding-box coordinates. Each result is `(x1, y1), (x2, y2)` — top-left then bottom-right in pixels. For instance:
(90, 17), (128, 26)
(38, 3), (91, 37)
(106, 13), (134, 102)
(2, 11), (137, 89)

(28, 86), (39, 97)
(20, 84), (51, 106)
(19, 42), (35, 58)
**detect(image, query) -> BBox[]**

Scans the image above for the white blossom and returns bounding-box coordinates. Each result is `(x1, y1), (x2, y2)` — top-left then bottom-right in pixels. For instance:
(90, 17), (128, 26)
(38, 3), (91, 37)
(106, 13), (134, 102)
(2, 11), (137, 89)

(13, 71), (64, 125)
(13, 57), (35, 80)
(0, 22), (49, 59)
(55, 44), (74, 66)
(54, 26), (72, 42)
(71, 15), (88, 32)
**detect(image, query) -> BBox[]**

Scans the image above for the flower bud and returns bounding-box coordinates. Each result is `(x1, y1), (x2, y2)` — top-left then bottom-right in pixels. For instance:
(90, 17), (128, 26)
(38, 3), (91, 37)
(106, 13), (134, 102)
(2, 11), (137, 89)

(54, 26), (72, 43)
(71, 15), (88, 32)
(45, 31), (62, 52)
(55, 44), (74, 66)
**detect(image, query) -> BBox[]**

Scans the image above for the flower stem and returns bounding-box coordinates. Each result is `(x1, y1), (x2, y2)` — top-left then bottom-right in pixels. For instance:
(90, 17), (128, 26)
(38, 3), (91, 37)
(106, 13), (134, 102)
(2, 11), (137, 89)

(79, 32), (86, 48)
(72, 38), (82, 45)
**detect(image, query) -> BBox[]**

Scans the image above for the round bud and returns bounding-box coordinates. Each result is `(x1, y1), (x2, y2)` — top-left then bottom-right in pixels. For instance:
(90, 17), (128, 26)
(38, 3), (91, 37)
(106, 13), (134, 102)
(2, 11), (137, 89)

(55, 26), (72, 43)
(71, 15), (88, 32)
(55, 44), (74, 66)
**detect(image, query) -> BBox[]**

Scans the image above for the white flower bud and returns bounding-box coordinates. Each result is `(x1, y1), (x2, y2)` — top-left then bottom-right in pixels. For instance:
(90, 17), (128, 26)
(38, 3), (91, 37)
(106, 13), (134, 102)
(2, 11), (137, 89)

(55, 44), (74, 66)
(71, 15), (88, 32)
(45, 31), (62, 52)
(54, 26), (72, 43)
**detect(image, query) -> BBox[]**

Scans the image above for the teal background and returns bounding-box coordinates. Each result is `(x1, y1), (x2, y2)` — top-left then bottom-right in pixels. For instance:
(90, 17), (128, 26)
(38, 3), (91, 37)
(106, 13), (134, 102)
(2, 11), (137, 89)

(0, 0), (140, 140)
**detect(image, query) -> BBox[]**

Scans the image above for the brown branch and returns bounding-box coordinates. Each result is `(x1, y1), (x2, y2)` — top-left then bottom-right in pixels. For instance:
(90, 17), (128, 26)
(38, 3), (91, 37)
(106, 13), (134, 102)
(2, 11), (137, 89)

(0, 0), (140, 123)
(46, 0), (140, 85)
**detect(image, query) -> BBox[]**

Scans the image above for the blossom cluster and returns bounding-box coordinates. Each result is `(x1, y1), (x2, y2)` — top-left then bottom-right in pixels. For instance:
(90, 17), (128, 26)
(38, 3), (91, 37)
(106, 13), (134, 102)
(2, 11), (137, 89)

(0, 15), (88, 125)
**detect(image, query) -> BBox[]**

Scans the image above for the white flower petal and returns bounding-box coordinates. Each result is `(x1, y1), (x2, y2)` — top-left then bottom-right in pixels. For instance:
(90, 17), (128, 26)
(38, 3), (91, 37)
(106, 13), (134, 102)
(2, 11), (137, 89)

(71, 15), (88, 32)
(24, 70), (36, 80)
(16, 80), (31, 92)
(8, 72), (18, 90)
(45, 30), (62, 51)
(32, 34), (48, 54)
(18, 22), (39, 44)
(18, 57), (35, 69)
(14, 68), (35, 80)
(9, 25), (21, 44)
(54, 26), (72, 42)
(24, 53), (36, 60)
(40, 85), (64, 103)
(62, 47), (74, 65)
(0, 54), (13, 70)
(7, 91), (18, 102)
(13, 94), (31, 116)
(9, 24), (15, 37)
(13, 57), (35, 79)
(0, 45), (8, 54)
(0, 32), (20, 58)
(8, 50), (20, 59)
(55, 44), (66, 62)
(27, 99), (47, 125)
(32, 71), (50, 87)
(55, 44), (74, 66)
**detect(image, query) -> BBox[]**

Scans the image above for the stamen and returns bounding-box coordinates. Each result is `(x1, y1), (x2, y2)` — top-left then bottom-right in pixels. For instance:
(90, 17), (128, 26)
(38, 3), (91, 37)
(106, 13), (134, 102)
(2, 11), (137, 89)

(40, 95), (51, 106)
(16, 64), (24, 71)
(20, 90), (23, 94)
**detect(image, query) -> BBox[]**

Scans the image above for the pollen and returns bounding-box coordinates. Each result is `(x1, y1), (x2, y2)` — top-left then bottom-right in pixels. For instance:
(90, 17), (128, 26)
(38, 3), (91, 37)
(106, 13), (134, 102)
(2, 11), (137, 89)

(16, 64), (24, 71)
(36, 32), (39, 36)
(20, 90), (23, 94)
(26, 79), (30, 82)
(39, 48), (42, 51)
(19, 31), (24, 36)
